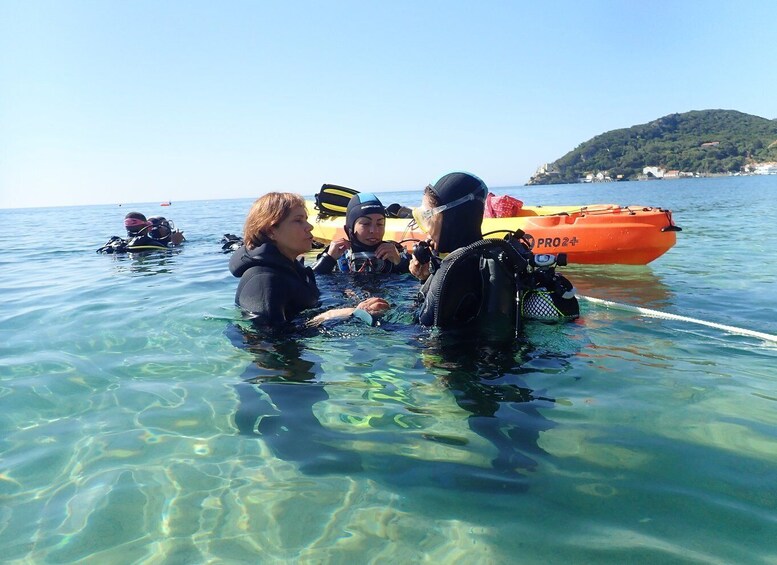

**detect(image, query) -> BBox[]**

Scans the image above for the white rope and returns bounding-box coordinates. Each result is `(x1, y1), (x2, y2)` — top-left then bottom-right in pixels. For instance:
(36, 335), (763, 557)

(579, 295), (777, 344)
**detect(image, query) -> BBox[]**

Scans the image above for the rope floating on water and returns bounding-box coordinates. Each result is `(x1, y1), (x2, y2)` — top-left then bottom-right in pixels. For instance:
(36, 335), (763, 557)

(579, 295), (777, 344)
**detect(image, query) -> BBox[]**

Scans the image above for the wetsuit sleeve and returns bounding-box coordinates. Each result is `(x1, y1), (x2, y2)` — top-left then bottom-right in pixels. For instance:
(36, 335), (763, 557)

(96, 236), (127, 254)
(237, 271), (292, 326)
(310, 251), (336, 274)
(415, 275), (437, 326)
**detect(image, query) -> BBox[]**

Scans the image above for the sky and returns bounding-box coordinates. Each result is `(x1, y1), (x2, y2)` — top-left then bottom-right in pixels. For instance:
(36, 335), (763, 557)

(2, 0), (776, 209)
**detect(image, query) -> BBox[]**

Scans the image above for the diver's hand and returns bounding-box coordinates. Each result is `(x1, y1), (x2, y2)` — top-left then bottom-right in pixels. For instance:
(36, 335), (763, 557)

(409, 238), (434, 281)
(326, 238), (350, 260)
(356, 297), (389, 316)
(172, 231), (185, 246)
(374, 242), (401, 265)
(306, 297), (389, 327)
(409, 256), (431, 281)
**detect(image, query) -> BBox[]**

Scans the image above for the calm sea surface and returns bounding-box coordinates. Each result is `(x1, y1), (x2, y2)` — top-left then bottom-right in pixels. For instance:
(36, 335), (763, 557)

(2, 176), (777, 564)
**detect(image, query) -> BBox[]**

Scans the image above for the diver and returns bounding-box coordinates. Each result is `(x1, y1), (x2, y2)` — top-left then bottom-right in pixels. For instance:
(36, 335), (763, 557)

(409, 172), (579, 332)
(96, 211), (185, 253)
(145, 215), (186, 247)
(125, 214), (185, 251)
(229, 192), (389, 328)
(311, 193), (411, 274)
(221, 233), (244, 253)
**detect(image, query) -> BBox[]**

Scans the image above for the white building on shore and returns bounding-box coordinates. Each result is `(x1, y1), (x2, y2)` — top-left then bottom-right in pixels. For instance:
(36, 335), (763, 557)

(753, 162), (777, 175)
(642, 166), (665, 178)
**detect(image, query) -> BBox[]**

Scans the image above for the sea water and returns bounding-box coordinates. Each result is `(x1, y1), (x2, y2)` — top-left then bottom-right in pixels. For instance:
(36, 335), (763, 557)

(1, 176), (776, 563)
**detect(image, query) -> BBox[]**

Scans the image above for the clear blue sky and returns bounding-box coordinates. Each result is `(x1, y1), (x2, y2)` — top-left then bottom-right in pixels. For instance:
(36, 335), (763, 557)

(2, 0), (775, 209)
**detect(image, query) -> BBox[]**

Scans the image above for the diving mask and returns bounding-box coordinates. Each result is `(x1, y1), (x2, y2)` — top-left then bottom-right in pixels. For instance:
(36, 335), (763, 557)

(412, 190), (484, 233)
(124, 217), (150, 236)
(348, 251), (387, 273)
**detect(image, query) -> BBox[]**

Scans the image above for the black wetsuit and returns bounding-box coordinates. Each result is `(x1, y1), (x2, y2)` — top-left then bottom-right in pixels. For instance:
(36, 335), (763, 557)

(96, 231), (184, 254)
(125, 234), (171, 251)
(229, 242), (320, 327)
(415, 253), (482, 327)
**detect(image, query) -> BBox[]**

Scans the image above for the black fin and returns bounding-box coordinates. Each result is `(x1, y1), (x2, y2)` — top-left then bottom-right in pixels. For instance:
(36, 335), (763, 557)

(314, 184), (359, 218)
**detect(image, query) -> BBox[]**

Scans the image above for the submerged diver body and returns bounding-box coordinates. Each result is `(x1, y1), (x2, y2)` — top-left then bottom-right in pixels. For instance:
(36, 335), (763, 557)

(401, 172), (576, 480)
(228, 319), (559, 485)
(230, 328), (364, 475)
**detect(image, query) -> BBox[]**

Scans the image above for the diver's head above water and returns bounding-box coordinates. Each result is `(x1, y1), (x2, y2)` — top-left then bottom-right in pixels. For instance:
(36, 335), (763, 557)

(344, 192), (387, 252)
(124, 211), (149, 237)
(147, 216), (172, 242)
(415, 172), (487, 253)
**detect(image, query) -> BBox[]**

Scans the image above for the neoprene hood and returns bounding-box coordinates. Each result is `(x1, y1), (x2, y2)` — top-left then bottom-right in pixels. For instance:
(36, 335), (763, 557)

(430, 172), (487, 253)
(345, 193), (386, 252)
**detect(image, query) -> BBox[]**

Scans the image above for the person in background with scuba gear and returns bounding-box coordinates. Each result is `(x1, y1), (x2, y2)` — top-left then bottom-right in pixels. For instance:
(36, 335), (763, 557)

(146, 216), (186, 246)
(311, 193), (411, 274)
(96, 212), (185, 253)
(124, 212), (185, 245)
(229, 192), (389, 328)
(124, 212), (150, 237)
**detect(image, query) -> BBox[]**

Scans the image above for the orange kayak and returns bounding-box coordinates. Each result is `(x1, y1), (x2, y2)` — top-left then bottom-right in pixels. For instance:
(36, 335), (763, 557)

(308, 202), (681, 265)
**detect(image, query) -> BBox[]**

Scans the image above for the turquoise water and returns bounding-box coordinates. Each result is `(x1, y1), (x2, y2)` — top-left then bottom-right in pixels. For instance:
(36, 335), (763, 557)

(2, 176), (777, 563)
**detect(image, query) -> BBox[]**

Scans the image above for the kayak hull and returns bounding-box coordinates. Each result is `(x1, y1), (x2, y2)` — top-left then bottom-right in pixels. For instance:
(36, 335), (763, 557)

(308, 203), (680, 265)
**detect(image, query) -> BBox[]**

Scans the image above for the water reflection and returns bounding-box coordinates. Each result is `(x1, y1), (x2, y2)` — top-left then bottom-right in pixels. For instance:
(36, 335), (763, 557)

(566, 265), (672, 307)
(109, 250), (183, 277)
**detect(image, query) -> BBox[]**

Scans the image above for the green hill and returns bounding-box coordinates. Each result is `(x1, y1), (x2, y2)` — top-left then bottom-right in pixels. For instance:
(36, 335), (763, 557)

(527, 109), (777, 184)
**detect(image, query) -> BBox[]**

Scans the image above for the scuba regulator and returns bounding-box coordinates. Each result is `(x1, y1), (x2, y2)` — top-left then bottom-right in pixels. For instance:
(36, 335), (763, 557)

(411, 240), (433, 265)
